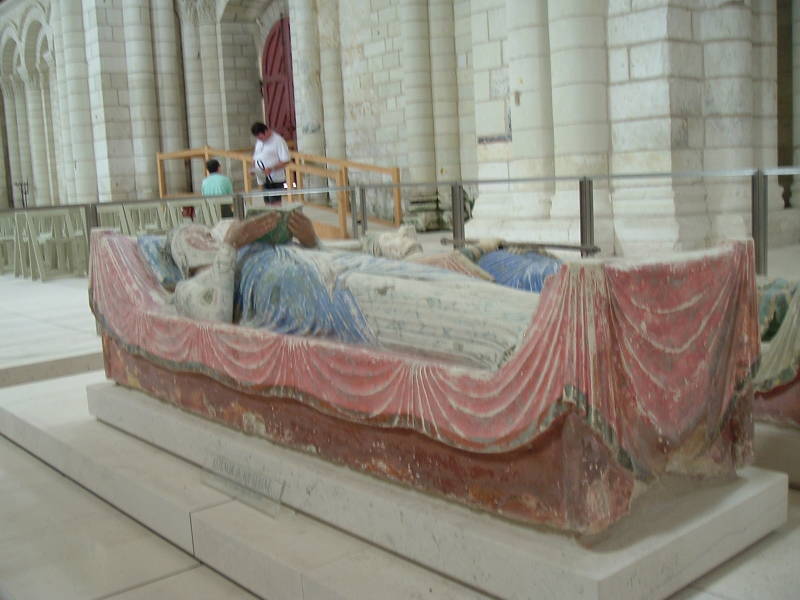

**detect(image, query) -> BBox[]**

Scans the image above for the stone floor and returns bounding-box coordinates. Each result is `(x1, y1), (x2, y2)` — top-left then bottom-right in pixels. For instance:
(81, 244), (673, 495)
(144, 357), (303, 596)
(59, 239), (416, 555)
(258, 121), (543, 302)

(0, 275), (100, 370)
(0, 241), (799, 599)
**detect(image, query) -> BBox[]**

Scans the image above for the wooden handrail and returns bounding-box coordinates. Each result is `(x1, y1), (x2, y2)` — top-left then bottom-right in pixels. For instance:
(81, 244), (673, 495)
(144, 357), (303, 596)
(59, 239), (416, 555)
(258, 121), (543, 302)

(291, 151), (393, 175)
(289, 151), (402, 226)
(157, 145), (402, 230)
(285, 162), (349, 238)
(288, 163), (339, 179)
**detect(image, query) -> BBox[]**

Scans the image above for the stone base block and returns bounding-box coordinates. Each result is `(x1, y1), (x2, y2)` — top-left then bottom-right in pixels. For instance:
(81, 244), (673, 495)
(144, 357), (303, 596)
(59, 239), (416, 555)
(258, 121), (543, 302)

(754, 422), (800, 488)
(709, 213), (751, 244)
(403, 210), (441, 232)
(614, 216), (709, 259)
(87, 381), (787, 600)
(768, 207), (800, 247)
(0, 352), (104, 389)
(465, 217), (615, 256)
(0, 374), (488, 600)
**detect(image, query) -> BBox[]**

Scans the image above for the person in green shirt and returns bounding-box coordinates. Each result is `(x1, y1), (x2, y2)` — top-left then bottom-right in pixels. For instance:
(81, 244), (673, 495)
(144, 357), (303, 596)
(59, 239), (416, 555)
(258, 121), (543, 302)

(201, 159), (234, 196)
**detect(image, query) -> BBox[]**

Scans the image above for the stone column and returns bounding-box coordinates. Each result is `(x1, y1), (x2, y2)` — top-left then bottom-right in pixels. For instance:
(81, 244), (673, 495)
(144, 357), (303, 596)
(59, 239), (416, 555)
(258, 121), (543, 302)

(318, 0), (345, 159)
(197, 0), (225, 148)
(124, 0), (160, 197)
(61, 0), (98, 203)
(547, 0), (612, 249)
(52, 0), (76, 204)
(755, 0), (799, 246)
(0, 78), (23, 204)
(699, 3), (754, 244)
(428, 0), (461, 223)
(0, 92), (10, 207)
(506, 0), (553, 218)
(43, 61), (64, 204)
(153, 0), (189, 193)
(463, 0), (511, 241)
(22, 70), (53, 206)
(784, 0), (800, 244)
(401, 0), (439, 229)
(290, 0), (326, 155)
(11, 78), (35, 201)
(178, 0), (207, 190)
(606, 3), (708, 257)
(794, 0), (800, 185)
(453, 0), (476, 183)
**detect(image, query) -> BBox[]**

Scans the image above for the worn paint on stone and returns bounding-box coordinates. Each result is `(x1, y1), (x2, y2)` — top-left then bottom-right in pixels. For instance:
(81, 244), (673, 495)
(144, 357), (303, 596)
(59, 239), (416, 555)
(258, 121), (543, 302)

(90, 230), (759, 534)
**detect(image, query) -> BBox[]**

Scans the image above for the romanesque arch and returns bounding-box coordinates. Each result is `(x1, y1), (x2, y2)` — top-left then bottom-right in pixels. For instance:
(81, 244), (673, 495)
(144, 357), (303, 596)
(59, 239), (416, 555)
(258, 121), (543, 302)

(17, 5), (57, 205)
(0, 25), (20, 78)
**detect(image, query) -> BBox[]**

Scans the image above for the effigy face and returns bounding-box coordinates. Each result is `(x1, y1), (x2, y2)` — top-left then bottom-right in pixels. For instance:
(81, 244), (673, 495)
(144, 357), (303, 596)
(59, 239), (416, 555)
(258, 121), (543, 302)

(90, 230), (759, 535)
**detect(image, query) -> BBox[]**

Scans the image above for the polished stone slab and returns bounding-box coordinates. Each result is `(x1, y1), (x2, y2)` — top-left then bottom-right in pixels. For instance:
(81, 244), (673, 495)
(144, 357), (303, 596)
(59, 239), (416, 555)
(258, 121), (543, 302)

(104, 566), (259, 600)
(0, 372), (229, 553)
(191, 499), (488, 600)
(88, 381), (789, 600)
(754, 422), (800, 488)
(0, 275), (101, 373)
(0, 436), (199, 600)
(0, 374), (496, 599)
(685, 487), (800, 600)
(0, 352), (104, 388)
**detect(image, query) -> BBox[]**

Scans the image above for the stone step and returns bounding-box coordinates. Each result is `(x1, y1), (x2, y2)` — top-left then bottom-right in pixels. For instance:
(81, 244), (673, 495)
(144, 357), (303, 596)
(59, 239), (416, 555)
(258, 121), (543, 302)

(0, 373), (488, 600)
(85, 380), (787, 600)
(754, 423), (800, 488)
(0, 373), (788, 600)
(0, 351), (103, 389)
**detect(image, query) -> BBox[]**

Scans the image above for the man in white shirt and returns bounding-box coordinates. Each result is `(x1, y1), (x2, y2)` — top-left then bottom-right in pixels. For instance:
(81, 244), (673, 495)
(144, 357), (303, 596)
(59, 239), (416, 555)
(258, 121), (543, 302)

(251, 121), (291, 205)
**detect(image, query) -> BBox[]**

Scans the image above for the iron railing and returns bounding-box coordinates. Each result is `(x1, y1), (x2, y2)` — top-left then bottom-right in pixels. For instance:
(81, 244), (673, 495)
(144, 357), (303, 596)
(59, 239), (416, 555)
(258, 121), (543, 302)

(3, 167), (799, 276)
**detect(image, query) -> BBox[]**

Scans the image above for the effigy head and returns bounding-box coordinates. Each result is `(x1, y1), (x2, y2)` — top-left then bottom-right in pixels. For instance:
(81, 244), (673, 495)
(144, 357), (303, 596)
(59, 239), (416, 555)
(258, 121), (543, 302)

(361, 225), (423, 259)
(168, 223), (222, 277)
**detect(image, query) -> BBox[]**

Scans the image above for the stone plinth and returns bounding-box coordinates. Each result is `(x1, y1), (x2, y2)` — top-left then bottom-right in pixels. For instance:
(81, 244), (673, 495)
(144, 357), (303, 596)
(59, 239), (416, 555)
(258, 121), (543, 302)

(88, 381), (787, 600)
(755, 423), (800, 488)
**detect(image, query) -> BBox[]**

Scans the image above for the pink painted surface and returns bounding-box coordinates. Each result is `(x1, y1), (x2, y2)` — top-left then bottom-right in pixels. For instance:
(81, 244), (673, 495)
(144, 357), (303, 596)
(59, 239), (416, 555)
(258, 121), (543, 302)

(756, 372), (800, 429)
(89, 231), (758, 475)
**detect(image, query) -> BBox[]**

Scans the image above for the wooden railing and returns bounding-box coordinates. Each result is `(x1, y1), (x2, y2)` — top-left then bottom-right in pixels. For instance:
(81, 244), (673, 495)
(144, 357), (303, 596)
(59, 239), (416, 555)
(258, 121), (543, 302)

(287, 152), (402, 226)
(157, 146), (254, 197)
(157, 145), (402, 238)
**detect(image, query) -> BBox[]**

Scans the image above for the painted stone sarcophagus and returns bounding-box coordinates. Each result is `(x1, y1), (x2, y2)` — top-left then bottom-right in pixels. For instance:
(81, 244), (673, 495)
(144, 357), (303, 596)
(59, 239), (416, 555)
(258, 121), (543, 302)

(90, 229), (758, 535)
(754, 278), (800, 429)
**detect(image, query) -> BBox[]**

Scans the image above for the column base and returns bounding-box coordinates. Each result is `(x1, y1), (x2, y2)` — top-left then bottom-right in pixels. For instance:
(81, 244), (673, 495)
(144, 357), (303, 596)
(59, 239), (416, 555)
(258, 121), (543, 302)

(465, 215), (615, 257)
(767, 206), (800, 247)
(612, 184), (709, 258)
(615, 217), (710, 258)
(470, 190), (552, 220)
(403, 192), (441, 232)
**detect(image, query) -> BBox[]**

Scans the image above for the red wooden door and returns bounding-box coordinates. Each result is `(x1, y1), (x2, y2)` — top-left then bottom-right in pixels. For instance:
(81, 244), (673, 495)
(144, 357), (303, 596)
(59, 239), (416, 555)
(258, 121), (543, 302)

(262, 18), (296, 143)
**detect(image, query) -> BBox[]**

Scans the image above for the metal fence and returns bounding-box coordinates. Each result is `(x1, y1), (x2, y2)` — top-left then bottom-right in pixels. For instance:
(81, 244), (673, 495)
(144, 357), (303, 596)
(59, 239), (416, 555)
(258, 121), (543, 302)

(2, 167), (798, 279)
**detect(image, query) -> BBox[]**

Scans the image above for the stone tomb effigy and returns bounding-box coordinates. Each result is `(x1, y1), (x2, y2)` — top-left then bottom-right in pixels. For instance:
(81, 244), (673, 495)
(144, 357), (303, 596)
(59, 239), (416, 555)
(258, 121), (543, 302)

(89, 229), (761, 535)
(753, 277), (800, 485)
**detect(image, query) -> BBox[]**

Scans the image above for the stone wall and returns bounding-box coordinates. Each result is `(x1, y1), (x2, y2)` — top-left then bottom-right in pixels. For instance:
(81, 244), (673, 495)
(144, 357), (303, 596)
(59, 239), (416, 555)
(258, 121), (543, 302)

(336, 0), (404, 220)
(0, 0), (798, 255)
(0, 0), (275, 205)
(464, 0), (800, 255)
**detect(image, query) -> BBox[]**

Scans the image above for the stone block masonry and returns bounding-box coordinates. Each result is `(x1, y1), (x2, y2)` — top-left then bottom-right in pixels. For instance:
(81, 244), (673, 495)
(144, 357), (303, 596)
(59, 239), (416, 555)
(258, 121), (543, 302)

(0, 0), (798, 253)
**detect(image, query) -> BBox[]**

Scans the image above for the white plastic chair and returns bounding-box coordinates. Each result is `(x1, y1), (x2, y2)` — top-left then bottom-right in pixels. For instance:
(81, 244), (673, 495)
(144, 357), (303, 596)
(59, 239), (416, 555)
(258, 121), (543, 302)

(96, 205), (131, 234)
(123, 202), (170, 236)
(0, 213), (15, 274)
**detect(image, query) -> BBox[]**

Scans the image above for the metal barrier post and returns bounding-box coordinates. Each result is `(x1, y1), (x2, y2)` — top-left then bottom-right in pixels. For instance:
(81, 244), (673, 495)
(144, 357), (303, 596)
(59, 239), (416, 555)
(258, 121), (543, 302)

(83, 203), (99, 256)
(84, 203), (99, 231)
(451, 183), (465, 248)
(359, 187), (368, 235)
(751, 169), (768, 275)
(351, 189), (360, 239)
(579, 177), (594, 257)
(233, 194), (245, 220)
